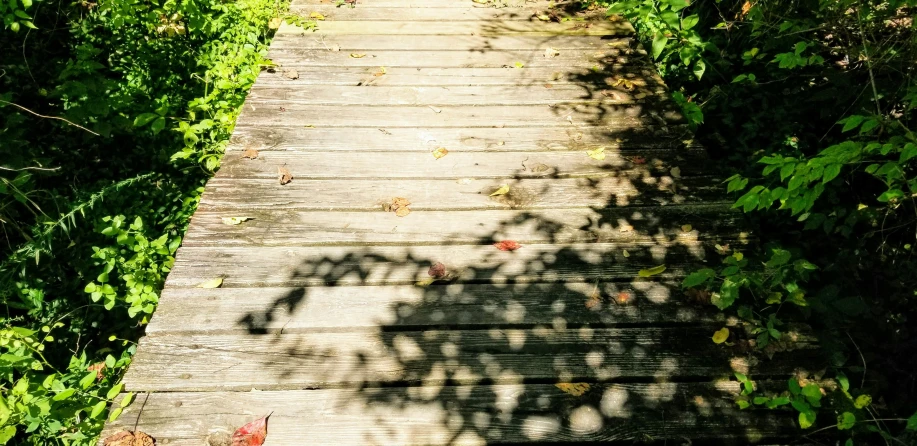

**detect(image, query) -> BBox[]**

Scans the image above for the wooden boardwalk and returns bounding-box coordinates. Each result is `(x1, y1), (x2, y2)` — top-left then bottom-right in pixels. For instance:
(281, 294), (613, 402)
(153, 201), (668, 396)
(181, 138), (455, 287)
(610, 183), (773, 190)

(103, 1), (818, 444)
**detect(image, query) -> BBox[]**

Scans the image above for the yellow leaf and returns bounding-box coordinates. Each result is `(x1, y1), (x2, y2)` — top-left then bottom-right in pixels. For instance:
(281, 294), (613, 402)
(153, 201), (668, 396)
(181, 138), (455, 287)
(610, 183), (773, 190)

(197, 278), (223, 289)
(309, 12), (325, 20)
(268, 17), (282, 29)
(555, 382), (590, 396)
(638, 265), (666, 277)
(622, 249), (630, 258)
(350, 53), (366, 58)
(670, 166), (681, 177)
(415, 277), (436, 287)
(537, 14), (550, 21)
(221, 217), (254, 225)
(490, 184), (510, 196)
(733, 252), (744, 261)
(681, 224), (692, 232)
(432, 147), (449, 159)
(857, 203), (868, 210)
(514, 61), (524, 68)
(586, 147), (606, 160)
(712, 327), (729, 344)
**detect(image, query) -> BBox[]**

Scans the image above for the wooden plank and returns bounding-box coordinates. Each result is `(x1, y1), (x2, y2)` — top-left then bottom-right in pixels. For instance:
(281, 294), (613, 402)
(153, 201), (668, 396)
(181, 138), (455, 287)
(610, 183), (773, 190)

(162, 242), (730, 288)
(288, 5), (608, 21)
(279, 20), (634, 36)
(181, 205), (742, 247)
(147, 282), (724, 335)
(102, 383), (798, 445)
(246, 85), (666, 106)
(265, 47), (647, 68)
(215, 150), (708, 180)
(269, 34), (631, 51)
(235, 103), (683, 128)
(198, 177), (723, 211)
(293, 0), (559, 6)
(229, 126), (695, 152)
(121, 328), (818, 391)
(255, 66), (661, 87)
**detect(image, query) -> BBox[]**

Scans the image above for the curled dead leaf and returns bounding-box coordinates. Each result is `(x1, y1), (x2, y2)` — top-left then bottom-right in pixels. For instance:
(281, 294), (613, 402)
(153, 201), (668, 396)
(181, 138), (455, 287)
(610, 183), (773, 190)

(428, 262), (447, 279)
(350, 53), (366, 58)
(102, 430), (155, 446)
(432, 147), (449, 159)
(282, 69), (299, 80)
(232, 414), (270, 446)
(197, 278), (223, 289)
(493, 240), (522, 251)
(241, 148), (259, 159)
(638, 265), (666, 278)
(384, 197), (412, 217)
(555, 382), (590, 396)
(415, 277), (436, 287)
(613, 291), (632, 305)
(612, 78), (635, 90)
(278, 166), (293, 185)
(489, 184), (510, 196)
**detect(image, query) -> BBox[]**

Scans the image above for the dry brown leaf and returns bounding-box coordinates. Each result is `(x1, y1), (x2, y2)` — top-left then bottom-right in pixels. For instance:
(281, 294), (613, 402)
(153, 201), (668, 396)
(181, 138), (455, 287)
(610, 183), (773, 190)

(278, 166), (293, 185)
(102, 430), (155, 446)
(232, 414), (270, 446)
(555, 382), (590, 396)
(613, 291), (632, 305)
(585, 282), (601, 309)
(241, 148), (259, 159)
(493, 240), (522, 251)
(395, 206), (411, 217)
(385, 197), (412, 217)
(432, 147), (449, 159)
(531, 163), (550, 173)
(282, 69), (299, 80)
(88, 362), (105, 380)
(428, 262), (447, 279)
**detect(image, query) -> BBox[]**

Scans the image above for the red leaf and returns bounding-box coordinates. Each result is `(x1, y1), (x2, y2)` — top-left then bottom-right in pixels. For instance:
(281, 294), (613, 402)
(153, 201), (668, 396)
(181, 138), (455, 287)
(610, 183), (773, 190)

(493, 240), (522, 251)
(428, 262), (447, 279)
(232, 414), (270, 446)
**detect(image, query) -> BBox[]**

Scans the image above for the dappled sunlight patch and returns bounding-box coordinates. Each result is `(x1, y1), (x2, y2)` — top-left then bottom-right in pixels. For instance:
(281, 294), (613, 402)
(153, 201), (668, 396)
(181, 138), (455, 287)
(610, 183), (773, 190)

(600, 386), (631, 418)
(521, 415), (562, 440)
(568, 405), (603, 435)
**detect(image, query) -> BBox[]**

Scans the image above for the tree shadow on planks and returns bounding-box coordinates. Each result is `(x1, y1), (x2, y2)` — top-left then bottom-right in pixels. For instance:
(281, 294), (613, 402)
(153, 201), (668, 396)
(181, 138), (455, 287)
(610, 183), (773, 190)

(223, 16), (814, 445)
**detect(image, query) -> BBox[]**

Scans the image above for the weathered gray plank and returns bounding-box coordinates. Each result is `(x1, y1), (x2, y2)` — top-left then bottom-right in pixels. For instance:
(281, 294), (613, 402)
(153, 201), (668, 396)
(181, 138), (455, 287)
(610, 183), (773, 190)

(256, 66), (660, 87)
(229, 125), (694, 152)
(292, 0), (556, 6)
(266, 47), (647, 68)
(235, 103), (683, 128)
(147, 282), (724, 335)
(247, 85), (665, 106)
(216, 150), (707, 180)
(269, 34), (631, 51)
(102, 383), (797, 445)
(288, 5), (606, 21)
(279, 20), (633, 36)
(162, 242), (730, 288)
(198, 177), (722, 211)
(182, 205), (741, 247)
(121, 327), (817, 391)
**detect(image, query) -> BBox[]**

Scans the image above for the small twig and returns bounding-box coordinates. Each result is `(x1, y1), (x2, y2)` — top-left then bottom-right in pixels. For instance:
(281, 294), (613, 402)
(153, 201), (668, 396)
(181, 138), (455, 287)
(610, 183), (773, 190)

(0, 165), (61, 172)
(0, 99), (99, 136)
(857, 8), (881, 115)
(846, 331), (867, 388)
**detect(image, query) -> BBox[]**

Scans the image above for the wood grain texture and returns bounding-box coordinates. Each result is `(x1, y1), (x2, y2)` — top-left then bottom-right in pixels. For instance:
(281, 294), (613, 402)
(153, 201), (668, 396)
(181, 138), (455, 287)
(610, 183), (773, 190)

(122, 328), (817, 391)
(269, 34), (632, 51)
(198, 177), (724, 211)
(181, 205), (743, 247)
(279, 20), (634, 36)
(102, 383), (796, 445)
(215, 150), (708, 180)
(288, 5), (608, 21)
(146, 283), (724, 335)
(228, 125), (695, 152)
(265, 47), (647, 68)
(162, 242), (732, 288)
(246, 84), (667, 106)
(235, 103), (683, 128)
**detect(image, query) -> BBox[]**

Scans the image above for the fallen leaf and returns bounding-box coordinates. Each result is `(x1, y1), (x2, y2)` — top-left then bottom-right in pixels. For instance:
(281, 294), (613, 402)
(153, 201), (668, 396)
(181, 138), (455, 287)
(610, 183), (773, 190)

(472, 0), (488, 3)
(232, 414), (270, 446)
(373, 66), (387, 76)
(585, 282), (601, 309)
(612, 78), (635, 90)
(670, 166), (682, 178)
(197, 278), (223, 289)
(622, 249), (630, 258)
(350, 53), (366, 58)
(513, 61), (524, 68)
(304, 125), (315, 129)
(715, 243), (731, 255)
(310, 11), (325, 20)
(544, 83), (553, 88)
(586, 147), (606, 160)
(531, 163), (550, 173)
(428, 262), (447, 279)
(740, 0), (752, 17)
(278, 166), (293, 185)
(712, 327), (730, 344)
(331, 44), (341, 52)
(432, 147), (449, 159)
(544, 47), (560, 58)
(494, 240), (522, 251)
(681, 224), (693, 232)
(614, 291), (632, 305)
(415, 277), (436, 287)
(489, 184), (510, 196)
(384, 197), (412, 217)
(222, 217), (255, 225)
(555, 382), (590, 396)
(103, 431), (155, 446)
(278, 106), (286, 112)
(536, 13), (551, 21)
(268, 17), (282, 29)
(241, 148), (259, 159)
(630, 156), (646, 164)
(283, 69), (299, 80)
(638, 265), (666, 277)
(428, 105), (442, 113)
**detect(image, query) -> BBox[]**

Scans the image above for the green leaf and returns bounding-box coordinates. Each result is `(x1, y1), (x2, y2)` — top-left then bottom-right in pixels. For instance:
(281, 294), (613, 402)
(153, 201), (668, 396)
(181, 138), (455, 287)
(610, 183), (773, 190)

(0, 398), (9, 426)
(652, 33), (667, 60)
(822, 164), (841, 183)
(20, 0), (32, 8)
(711, 327), (729, 344)
(79, 371), (97, 390)
(682, 268), (714, 288)
(107, 382), (124, 400)
(0, 426), (15, 445)
(766, 248), (791, 268)
(133, 113), (159, 127)
(638, 265), (666, 277)
(798, 410), (816, 429)
(119, 392), (135, 407)
(692, 59), (706, 80)
(52, 388), (76, 401)
(802, 383), (822, 400)
(788, 378), (802, 395)
(736, 399), (750, 409)
(151, 117), (166, 134)
(906, 410), (917, 431)
(854, 394), (872, 409)
(681, 14), (699, 30)
(90, 401), (108, 419)
(840, 115), (865, 132)
(837, 412), (856, 430)
(667, 0), (690, 11)
(109, 406), (123, 422)
(837, 372), (849, 392)
(859, 118), (879, 134)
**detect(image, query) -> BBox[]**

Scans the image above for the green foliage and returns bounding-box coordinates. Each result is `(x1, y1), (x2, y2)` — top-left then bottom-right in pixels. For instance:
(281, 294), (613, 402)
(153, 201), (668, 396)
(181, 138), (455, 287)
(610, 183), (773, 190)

(606, 0), (917, 442)
(0, 0), (285, 441)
